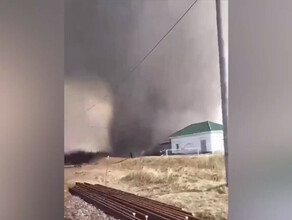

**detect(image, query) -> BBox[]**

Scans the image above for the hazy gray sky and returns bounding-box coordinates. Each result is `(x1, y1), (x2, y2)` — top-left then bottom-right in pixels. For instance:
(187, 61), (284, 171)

(65, 0), (228, 155)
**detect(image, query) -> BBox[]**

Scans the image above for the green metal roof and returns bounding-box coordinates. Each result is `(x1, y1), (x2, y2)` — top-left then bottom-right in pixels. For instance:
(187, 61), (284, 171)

(170, 121), (223, 137)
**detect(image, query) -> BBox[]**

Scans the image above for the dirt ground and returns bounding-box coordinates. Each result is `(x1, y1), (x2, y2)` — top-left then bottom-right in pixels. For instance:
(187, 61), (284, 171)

(64, 154), (228, 220)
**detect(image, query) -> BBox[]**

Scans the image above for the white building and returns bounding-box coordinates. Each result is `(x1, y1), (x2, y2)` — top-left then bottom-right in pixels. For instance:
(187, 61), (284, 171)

(169, 121), (224, 154)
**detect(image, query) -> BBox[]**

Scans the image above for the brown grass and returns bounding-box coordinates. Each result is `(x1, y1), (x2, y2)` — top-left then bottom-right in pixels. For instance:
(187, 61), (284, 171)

(121, 167), (175, 186)
(118, 154), (227, 220)
(119, 154), (226, 190)
(120, 154), (225, 171)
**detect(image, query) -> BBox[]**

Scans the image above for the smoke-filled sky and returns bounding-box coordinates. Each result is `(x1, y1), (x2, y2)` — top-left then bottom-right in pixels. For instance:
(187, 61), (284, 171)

(65, 0), (228, 155)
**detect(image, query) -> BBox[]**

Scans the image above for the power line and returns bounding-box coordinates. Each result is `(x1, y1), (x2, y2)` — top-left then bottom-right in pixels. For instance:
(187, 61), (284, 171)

(97, 0), (200, 103)
(87, 104), (97, 111)
(130, 0), (199, 73)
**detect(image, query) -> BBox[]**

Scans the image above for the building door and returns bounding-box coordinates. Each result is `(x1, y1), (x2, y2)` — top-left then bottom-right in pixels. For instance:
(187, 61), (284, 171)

(201, 140), (207, 152)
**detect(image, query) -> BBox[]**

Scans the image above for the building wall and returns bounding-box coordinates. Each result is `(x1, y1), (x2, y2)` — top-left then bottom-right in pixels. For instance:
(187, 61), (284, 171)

(170, 132), (212, 154)
(170, 131), (224, 154)
(210, 131), (225, 152)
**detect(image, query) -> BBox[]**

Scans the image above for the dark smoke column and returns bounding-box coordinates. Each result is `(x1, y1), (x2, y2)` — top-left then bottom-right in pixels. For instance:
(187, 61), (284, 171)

(65, 0), (226, 156)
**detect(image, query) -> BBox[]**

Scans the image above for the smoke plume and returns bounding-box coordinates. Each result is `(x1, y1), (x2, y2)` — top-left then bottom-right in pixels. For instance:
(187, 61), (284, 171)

(65, 0), (228, 156)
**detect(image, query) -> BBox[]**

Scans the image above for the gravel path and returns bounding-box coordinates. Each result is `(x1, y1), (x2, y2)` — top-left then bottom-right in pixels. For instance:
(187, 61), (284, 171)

(64, 195), (119, 220)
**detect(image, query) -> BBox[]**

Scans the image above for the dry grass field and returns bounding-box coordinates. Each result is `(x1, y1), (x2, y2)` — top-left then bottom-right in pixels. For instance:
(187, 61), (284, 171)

(64, 154), (228, 220)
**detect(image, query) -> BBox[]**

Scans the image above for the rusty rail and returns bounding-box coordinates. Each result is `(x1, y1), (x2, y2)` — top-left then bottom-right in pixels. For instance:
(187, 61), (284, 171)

(69, 182), (202, 220)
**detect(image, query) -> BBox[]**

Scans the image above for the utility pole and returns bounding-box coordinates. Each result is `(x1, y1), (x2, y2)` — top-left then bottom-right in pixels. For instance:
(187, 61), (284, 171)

(215, 0), (228, 186)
